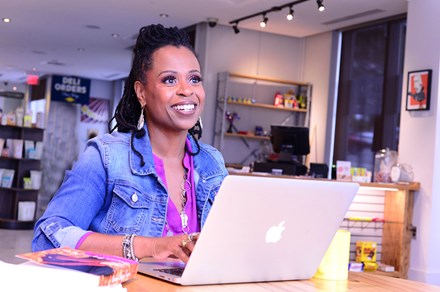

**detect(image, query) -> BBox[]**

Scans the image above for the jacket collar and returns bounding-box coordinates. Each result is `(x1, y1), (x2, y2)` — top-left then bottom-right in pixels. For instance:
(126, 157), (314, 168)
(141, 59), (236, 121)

(129, 125), (155, 176)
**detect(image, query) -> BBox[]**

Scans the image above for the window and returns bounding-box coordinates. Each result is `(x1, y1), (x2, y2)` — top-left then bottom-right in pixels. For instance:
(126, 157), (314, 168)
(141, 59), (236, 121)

(333, 17), (406, 171)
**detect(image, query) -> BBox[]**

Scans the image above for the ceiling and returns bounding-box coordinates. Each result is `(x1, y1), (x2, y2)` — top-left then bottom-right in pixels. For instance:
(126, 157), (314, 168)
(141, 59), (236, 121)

(0, 0), (407, 87)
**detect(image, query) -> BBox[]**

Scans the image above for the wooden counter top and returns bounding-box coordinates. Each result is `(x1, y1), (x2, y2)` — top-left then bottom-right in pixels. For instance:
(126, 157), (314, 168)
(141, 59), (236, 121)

(228, 172), (420, 191)
(123, 272), (440, 291)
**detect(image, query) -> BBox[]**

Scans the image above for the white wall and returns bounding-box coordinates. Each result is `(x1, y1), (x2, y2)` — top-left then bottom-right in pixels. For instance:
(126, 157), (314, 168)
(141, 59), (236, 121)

(199, 24), (306, 149)
(303, 31), (334, 165)
(400, 0), (440, 284)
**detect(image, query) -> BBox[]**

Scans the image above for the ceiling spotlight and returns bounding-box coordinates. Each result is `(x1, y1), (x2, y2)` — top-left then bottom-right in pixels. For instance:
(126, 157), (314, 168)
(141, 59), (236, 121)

(111, 33), (120, 38)
(159, 13), (169, 18)
(2, 17), (11, 23)
(317, 0), (325, 12)
(260, 14), (268, 28)
(286, 6), (294, 21)
(233, 23), (240, 34)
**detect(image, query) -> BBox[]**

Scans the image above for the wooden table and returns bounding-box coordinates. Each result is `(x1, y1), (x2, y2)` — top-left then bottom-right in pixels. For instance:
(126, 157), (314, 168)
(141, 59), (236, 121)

(124, 272), (440, 291)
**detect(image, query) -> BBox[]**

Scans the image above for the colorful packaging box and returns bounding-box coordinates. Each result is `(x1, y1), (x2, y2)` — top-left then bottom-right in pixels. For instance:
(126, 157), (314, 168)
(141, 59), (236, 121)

(336, 160), (352, 181)
(355, 241), (377, 263)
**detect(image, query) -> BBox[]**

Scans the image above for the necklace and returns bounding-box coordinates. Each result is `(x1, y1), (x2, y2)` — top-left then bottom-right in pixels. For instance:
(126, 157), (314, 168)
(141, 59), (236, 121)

(179, 168), (191, 234)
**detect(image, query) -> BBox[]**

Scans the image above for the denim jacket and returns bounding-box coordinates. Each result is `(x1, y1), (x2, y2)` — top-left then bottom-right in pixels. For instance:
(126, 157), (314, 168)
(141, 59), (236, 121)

(32, 126), (228, 251)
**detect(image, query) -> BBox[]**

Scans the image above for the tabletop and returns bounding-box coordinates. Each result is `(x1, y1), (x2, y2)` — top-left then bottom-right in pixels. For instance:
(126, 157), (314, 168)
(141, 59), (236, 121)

(123, 271), (440, 292)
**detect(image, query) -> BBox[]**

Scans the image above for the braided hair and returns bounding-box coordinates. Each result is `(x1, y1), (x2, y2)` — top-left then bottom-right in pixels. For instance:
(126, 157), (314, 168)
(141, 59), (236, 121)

(108, 24), (202, 166)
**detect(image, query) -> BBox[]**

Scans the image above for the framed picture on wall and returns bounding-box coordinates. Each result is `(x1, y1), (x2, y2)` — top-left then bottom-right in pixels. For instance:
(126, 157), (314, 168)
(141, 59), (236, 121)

(406, 69), (432, 111)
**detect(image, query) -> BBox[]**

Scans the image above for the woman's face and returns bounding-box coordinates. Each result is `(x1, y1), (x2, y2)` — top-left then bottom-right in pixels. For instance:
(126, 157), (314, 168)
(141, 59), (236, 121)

(135, 45), (204, 134)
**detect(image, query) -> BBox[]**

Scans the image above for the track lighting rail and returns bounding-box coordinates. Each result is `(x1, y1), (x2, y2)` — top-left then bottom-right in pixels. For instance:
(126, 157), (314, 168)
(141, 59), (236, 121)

(229, 0), (325, 34)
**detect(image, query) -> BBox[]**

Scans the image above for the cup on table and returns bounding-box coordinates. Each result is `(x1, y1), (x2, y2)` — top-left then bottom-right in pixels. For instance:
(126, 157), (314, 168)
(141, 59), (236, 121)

(313, 229), (351, 281)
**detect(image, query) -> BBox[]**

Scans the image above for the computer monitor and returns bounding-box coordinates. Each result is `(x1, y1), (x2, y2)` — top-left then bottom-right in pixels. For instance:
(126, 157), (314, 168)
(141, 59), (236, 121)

(270, 125), (310, 156)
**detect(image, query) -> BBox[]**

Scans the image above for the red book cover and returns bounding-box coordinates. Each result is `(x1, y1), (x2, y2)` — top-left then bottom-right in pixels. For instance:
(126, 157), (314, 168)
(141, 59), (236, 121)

(17, 247), (138, 286)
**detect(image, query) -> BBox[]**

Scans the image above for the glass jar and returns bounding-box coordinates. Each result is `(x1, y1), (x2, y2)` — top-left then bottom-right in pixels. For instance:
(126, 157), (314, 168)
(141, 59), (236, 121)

(391, 163), (415, 183)
(257, 140), (272, 162)
(374, 149), (398, 183)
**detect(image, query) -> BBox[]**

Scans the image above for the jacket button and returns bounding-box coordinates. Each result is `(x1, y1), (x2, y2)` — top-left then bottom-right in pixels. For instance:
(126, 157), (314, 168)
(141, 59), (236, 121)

(132, 193), (138, 203)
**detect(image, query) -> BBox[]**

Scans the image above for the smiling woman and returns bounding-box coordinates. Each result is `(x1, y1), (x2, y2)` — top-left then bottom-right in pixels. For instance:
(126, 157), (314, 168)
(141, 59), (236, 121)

(32, 24), (228, 265)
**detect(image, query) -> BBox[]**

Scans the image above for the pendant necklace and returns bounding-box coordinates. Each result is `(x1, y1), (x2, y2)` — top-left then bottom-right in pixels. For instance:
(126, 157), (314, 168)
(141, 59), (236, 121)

(180, 167), (191, 234)
(165, 166), (191, 236)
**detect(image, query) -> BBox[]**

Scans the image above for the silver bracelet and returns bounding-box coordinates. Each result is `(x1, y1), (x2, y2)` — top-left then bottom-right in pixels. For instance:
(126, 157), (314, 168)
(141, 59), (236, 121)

(122, 234), (139, 262)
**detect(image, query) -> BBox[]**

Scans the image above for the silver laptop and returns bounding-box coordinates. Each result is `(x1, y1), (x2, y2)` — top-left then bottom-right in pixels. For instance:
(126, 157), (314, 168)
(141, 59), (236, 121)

(138, 175), (358, 285)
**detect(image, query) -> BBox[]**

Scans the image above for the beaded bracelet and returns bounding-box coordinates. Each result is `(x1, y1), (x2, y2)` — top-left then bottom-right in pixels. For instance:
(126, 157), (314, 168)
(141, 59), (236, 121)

(122, 234), (139, 262)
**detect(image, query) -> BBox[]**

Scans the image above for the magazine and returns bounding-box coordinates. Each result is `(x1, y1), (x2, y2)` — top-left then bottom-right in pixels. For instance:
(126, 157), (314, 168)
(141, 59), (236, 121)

(16, 247), (138, 286)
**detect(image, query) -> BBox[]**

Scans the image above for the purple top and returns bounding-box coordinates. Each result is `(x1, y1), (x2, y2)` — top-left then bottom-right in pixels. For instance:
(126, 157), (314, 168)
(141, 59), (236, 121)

(154, 139), (199, 236)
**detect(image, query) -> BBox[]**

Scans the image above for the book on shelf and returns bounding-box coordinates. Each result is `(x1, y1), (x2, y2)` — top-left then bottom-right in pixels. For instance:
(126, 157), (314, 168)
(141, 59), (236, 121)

(15, 247), (138, 287)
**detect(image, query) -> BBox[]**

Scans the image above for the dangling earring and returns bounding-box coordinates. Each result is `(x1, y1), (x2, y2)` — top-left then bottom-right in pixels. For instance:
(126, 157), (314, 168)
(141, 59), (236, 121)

(198, 116), (203, 131)
(137, 108), (145, 130)
(194, 117), (203, 139)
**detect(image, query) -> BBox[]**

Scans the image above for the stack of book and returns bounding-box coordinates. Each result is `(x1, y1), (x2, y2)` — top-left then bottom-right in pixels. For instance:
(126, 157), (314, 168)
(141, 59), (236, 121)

(1, 247), (138, 291)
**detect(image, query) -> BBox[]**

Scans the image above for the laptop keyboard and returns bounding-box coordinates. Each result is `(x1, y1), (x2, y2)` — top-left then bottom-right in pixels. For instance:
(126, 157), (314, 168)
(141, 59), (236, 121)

(154, 267), (184, 276)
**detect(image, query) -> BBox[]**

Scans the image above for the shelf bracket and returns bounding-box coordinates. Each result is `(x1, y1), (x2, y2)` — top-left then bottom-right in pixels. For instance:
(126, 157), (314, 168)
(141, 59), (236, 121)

(408, 224), (417, 239)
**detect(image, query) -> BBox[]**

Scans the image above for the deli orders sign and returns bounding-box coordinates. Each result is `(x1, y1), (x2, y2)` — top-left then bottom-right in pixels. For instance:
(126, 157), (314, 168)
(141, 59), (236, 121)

(51, 75), (90, 104)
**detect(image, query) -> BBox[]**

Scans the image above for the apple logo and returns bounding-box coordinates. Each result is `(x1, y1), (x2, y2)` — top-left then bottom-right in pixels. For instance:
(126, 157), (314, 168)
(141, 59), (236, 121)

(265, 221), (286, 243)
